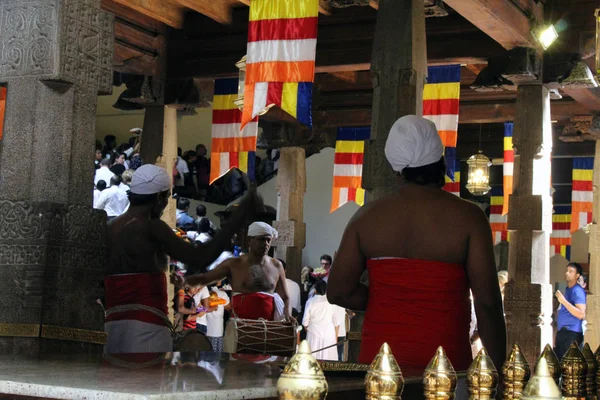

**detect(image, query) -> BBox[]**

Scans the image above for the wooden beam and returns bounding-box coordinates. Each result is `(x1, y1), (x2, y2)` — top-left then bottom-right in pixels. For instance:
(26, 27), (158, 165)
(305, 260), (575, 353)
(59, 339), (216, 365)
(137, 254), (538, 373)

(319, 0), (332, 15)
(442, 0), (540, 50)
(562, 87), (600, 112)
(369, 1), (379, 10)
(328, 71), (359, 83)
(176, 0), (234, 24)
(465, 64), (486, 76)
(106, 0), (184, 29)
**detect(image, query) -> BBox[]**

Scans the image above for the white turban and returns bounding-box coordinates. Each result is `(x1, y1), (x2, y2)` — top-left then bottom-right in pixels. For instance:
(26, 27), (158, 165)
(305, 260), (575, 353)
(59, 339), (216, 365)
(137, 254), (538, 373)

(247, 222), (278, 239)
(384, 115), (443, 173)
(130, 164), (171, 195)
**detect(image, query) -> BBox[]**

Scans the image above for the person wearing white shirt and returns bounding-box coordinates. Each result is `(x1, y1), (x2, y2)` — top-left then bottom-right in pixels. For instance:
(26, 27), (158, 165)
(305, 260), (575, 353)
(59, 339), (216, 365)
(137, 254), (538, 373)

(94, 158), (115, 186)
(205, 283), (231, 352)
(95, 177), (130, 220)
(302, 280), (342, 361)
(193, 286), (211, 335)
(332, 306), (348, 361)
(175, 148), (189, 189)
(279, 259), (301, 316)
(93, 180), (108, 209)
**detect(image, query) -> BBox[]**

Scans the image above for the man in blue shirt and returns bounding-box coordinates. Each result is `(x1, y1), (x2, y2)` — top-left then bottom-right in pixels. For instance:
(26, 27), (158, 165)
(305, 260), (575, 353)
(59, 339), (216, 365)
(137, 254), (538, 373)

(176, 197), (195, 228)
(554, 262), (587, 360)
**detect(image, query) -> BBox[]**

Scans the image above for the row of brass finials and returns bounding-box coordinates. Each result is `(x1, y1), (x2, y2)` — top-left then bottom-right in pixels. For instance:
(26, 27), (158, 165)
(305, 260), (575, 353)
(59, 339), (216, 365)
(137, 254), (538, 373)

(276, 340), (598, 399)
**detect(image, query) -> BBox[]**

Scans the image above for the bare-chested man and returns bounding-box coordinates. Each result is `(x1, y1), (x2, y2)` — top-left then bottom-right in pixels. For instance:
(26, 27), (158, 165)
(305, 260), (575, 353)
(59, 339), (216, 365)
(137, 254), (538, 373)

(104, 164), (261, 353)
(184, 222), (292, 322)
(327, 115), (506, 371)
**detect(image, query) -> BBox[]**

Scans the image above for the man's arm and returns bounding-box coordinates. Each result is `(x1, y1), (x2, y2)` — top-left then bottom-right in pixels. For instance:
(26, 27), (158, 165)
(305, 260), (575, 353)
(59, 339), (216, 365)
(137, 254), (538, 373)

(186, 259), (233, 288)
(326, 214), (368, 311)
(274, 260), (291, 320)
(556, 290), (586, 319)
(465, 205), (507, 371)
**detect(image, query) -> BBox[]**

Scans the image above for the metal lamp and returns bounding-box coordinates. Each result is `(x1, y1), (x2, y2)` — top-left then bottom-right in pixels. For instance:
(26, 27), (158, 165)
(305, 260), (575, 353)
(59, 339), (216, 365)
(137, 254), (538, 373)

(466, 151), (492, 196)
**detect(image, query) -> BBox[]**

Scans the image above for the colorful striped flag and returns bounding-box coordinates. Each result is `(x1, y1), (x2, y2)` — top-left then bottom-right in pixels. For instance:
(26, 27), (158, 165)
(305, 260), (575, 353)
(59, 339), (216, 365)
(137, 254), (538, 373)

(210, 78), (259, 184)
(443, 160), (461, 196)
(330, 127), (369, 213)
(502, 122), (514, 215)
(0, 86), (5, 140)
(489, 186), (509, 245)
(551, 206), (571, 259)
(423, 65), (460, 180)
(241, 0), (318, 130)
(571, 157), (594, 232)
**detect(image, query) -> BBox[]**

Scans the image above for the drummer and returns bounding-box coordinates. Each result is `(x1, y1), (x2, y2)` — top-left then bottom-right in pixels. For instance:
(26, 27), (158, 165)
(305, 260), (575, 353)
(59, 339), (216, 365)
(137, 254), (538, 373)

(184, 222), (292, 322)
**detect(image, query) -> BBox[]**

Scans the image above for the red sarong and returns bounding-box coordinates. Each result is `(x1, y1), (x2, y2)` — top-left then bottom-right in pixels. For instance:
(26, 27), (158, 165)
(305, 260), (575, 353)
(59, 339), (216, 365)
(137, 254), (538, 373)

(359, 258), (472, 371)
(231, 293), (275, 320)
(104, 272), (168, 327)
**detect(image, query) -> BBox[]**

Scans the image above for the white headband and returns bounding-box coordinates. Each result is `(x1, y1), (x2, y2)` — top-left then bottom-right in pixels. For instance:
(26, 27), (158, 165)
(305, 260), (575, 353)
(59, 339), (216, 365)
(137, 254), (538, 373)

(130, 164), (171, 195)
(247, 222), (278, 239)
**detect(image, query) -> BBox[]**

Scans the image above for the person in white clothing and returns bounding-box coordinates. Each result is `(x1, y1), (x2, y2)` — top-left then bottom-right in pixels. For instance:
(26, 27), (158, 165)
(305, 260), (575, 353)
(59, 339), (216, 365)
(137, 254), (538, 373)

(93, 180), (108, 209)
(302, 280), (342, 361)
(95, 176), (130, 220)
(206, 281), (231, 352)
(279, 259), (301, 316)
(175, 147), (189, 189)
(332, 306), (349, 361)
(193, 285), (212, 335)
(95, 158), (115, 186)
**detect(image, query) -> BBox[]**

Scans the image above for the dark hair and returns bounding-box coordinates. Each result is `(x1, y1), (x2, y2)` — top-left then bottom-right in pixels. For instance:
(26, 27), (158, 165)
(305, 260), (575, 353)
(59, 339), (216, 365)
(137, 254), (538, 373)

(104, 135), (116, 144)
(110, 175), (122, 187)
(128, 192), (159, 206)
(183, 150), (196, 162)
(129, 137), (137, 148)
(568, 262), (583, 276)
(198, 218), (211, 233)
(401, 157), (446, 188)
(196, 204), (207, 217)
(278, 258), (287, 270)
(314, 280), (327, 296)
(177, 197), (190, 210)
(178, 147), (182, 157)
(100, 158), (111, 167)
(96, 180), (107, 191)
(196, 144), (207, 152)
(580, 273), (588, 285)
(320, 254), (333, 264)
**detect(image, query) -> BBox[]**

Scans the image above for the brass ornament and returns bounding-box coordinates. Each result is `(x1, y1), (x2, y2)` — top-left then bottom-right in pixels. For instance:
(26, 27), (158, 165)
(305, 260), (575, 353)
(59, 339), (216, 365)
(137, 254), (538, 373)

(277, 340), (328, 400)
(365, 342), (404, 400)
(561, 341), (587, 399)
(503, 343), (531, 400)
(537, 344), (562, 385)
(423, 346), (457, 400)
(582, 343), (597, 400)
(521, 357), (562, 400)
(467, 347), (499, 400)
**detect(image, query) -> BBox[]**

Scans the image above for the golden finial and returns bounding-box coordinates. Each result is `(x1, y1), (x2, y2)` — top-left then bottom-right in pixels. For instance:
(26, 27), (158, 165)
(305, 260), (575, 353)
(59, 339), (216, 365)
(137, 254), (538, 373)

(467, 347), (499, 400)
(365, 343), (404, 400)
(502, 343), (531, 400)
(536, 343), (561, 385)
(277, 340), (328, 400)
(423, 346), (457, 400)
(582, 343), (597, 399)
(521, 357), (562, 399)
(561, 341), (587, 399)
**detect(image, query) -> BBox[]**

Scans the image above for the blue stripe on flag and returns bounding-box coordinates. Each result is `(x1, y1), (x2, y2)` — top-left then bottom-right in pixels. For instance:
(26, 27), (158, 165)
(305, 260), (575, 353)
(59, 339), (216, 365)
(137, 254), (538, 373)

(490, 186), (503, 197)
(427, 65), (461, 83)
(246, 151), (256, 182)
(214, 78), (239, 95)
(554, 205), (572, 215)
(565, 246), (571, 261)
(444, 146), (456, 181)
(574, 157), (594, 170)
(297, 82), (313, 127)
(337, 127), (371, 141)
(504, 122), (514, 137)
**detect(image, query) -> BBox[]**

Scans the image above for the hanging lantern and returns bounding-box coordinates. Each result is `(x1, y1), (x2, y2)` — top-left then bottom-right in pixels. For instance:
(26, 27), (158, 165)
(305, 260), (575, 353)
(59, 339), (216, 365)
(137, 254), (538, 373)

(466, 151), (492, 196)
(233, 55), (246, 111)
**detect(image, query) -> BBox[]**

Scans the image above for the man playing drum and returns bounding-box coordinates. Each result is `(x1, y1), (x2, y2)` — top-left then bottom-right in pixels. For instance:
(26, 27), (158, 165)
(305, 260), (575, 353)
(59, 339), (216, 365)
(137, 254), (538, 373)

(185, 222), (292, 322)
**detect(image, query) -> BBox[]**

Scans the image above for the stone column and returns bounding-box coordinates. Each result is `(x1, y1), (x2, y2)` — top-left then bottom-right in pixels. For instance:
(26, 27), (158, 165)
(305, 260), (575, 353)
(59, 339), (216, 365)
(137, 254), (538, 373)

(272, 147), (306, 284)
(504, 85), (554, 365)
(348, 0), (427, 362)
(583, 140), (600, 349)
(0, 0), (113, 354)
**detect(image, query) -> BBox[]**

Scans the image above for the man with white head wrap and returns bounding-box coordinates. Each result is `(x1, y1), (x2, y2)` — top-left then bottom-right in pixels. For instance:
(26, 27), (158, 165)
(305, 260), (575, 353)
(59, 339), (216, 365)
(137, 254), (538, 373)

(104, 164), (263, 354)
(327, 115), (506, 371)
(185, 221), (292, 325)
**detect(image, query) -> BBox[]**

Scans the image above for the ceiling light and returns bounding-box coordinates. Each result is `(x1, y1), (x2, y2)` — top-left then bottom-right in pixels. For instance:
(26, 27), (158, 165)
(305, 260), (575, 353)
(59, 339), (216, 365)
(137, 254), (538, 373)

(537, 25), (558, 50)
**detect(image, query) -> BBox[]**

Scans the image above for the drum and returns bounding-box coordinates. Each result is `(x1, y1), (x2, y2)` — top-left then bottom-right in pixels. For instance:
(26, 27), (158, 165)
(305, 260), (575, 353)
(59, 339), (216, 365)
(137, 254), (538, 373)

(224, 318), (297, 357)
(174, 330), (213, 352)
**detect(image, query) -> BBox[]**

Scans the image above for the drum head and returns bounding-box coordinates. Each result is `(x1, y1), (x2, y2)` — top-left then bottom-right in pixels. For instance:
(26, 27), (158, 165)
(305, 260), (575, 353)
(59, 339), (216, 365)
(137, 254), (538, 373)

(176, 330), (213, 352)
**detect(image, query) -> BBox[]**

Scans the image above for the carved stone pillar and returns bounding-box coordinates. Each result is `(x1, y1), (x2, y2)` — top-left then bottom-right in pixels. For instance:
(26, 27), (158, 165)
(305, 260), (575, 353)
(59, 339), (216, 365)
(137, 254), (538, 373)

(504, 85), (554, 365)
(0, 0), (113, 354)
(349, 0), (427, 363)
(272, 147), (306, 284)
(583, 141), (600, 350)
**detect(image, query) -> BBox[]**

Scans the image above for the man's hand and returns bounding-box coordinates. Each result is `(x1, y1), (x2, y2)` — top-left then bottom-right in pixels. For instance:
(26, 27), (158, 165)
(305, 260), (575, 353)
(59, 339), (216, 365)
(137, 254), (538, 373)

(556, 290), (566, 305)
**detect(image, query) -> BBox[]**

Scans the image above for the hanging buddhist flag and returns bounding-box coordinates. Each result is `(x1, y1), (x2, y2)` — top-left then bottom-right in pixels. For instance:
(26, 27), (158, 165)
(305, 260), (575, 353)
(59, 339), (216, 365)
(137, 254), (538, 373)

(330, 127), (369, 213)
(0, 86), (6, 141)
(489, 186), (509, 245)
(241, 0), (318, 130)
(551, 205), (572, 260)
(502, 122), (514, 215)
(571, 157), (594, 232)
(443, 159), (461, 196)
(210, 78), (259, 184)
(423, 65), (461, 180)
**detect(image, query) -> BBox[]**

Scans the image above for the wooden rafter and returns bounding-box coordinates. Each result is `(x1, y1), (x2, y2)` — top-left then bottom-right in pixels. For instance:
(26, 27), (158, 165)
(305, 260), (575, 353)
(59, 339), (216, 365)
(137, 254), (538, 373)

(176, 0), (236, 24)
(442, 0), (541, 50)
(105, 0), (184, 29)
(319, 0), (333, 15)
